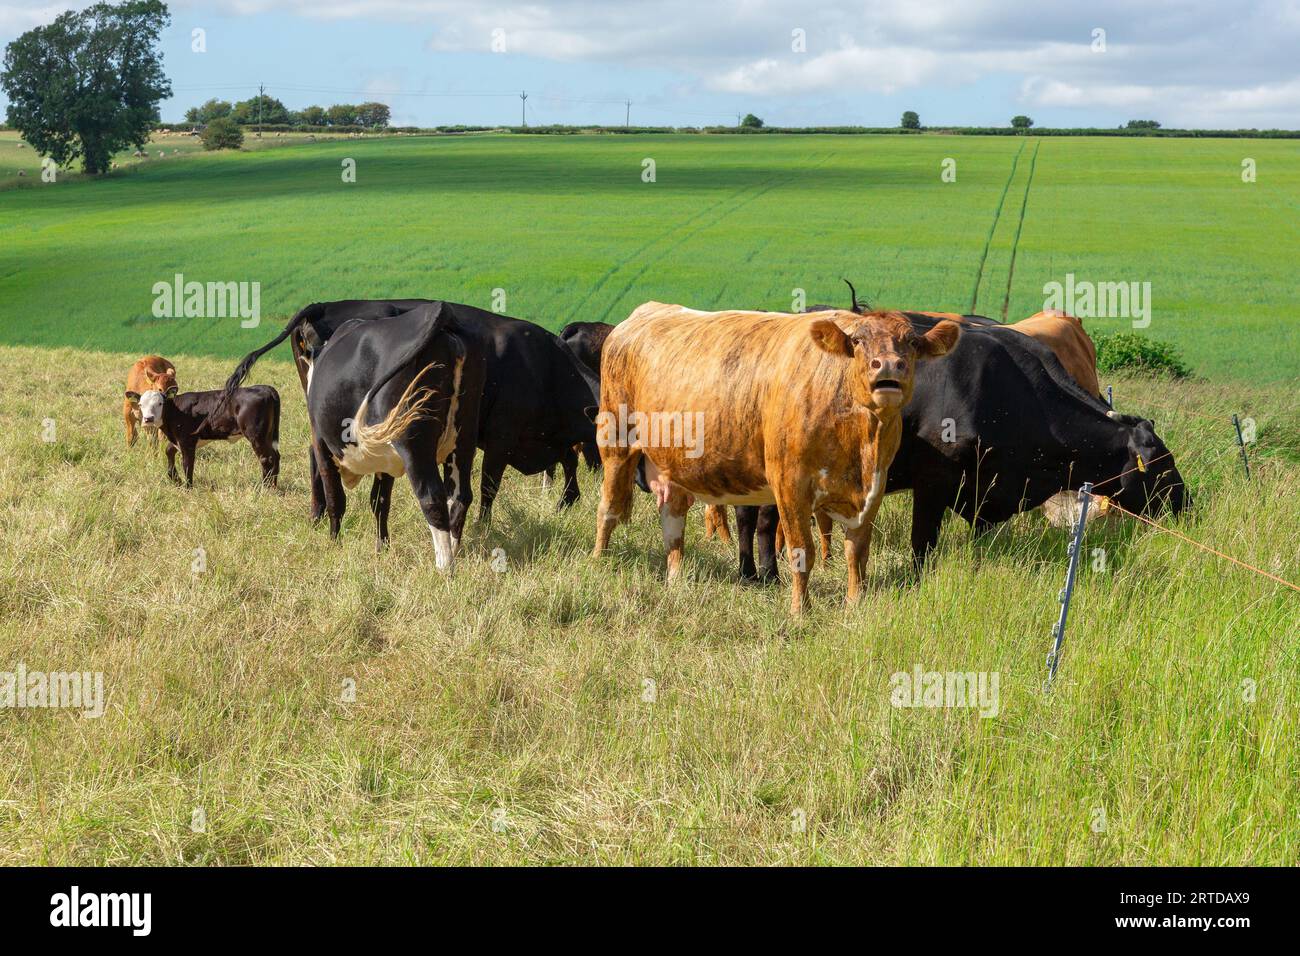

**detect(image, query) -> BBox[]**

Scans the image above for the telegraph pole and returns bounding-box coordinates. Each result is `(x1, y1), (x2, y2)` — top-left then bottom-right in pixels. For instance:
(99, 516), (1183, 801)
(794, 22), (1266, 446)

(520, 90), (528, 127)
(257, 82), (265, 138)
(625, 100), (631, 128)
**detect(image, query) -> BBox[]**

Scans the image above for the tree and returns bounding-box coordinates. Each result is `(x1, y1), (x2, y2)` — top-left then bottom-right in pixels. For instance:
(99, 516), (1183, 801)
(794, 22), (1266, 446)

(1, 0), (172, 175)
(232, 94), (289, 126)
(184, 98), (231, 124)
(355, 102), (391, 128)
(200, 116), (243, 150)
(740, 113), (764, 128)
(326, 103), (358, 126)
(1011, 115), (1034, 129)
(299, 105), (326, 126)
(900, 110), (920, 130)
(1125, 119), (1161, 130)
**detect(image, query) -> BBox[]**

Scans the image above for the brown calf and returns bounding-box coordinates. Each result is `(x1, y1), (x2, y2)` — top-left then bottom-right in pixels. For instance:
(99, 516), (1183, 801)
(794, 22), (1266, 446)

(593, 303), (960, 614)
(123, 356), (177, 446)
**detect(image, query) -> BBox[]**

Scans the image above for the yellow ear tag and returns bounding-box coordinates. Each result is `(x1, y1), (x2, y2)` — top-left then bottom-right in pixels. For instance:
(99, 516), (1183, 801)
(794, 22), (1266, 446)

(1136, 454), (1146, 473)
(1093, 495), (1111, 515)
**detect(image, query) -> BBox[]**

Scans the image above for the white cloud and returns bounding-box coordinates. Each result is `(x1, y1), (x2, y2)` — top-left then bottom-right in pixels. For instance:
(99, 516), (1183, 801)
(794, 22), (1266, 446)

(712, 47), (951, 96)
(4, 0), (1299, 126)
(0, 2), (91, 33)
(1023, 75), (1300, 127)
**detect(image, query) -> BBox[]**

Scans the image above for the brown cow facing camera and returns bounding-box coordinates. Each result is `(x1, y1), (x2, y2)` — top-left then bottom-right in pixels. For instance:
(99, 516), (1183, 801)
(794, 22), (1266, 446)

(592, 302), (960, 614)
(124, 385), (281, 488)
(123, 356), (177, 446)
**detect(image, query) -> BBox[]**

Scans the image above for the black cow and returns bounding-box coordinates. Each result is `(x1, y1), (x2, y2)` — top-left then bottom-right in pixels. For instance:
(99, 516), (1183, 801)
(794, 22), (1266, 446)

(127, 384), (280, 488)
(305, 302), (485, 565)
(551, 320), (613, 482)
(216, 298), (599, 526)
(733, 312), (1186, 581)
(558, 321), (614, 376)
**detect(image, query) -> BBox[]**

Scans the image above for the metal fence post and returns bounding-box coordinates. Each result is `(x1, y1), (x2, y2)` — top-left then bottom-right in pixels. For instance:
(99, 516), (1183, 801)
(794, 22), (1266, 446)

(1232, 414), (1251, 480)
(1046, 482), (1092, 690)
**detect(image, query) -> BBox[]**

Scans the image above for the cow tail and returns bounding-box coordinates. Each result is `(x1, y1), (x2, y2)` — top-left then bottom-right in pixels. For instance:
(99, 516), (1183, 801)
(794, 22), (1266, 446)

(266, 388), (281, 449)
(842, 278), (860, 312)
(200, 305), (318, 431)
(225, 305), (319, 393)
(349, 302), (450, 453)
(350, 363), (441, 461)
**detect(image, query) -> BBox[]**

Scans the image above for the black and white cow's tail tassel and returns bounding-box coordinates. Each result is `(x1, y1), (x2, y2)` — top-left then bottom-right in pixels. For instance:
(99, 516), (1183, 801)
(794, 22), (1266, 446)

(350, 363), (440, 460)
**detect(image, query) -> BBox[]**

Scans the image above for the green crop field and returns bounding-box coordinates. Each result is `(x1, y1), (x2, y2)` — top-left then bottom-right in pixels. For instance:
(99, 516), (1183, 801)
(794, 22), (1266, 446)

(2, 132), (1297, 381)
(1, 132), (1297, 865)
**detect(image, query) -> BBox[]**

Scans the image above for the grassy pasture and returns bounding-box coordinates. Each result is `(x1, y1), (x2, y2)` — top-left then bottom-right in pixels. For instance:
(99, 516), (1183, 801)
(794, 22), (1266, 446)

(1, 131), (1296, 865)
(1, 132), (1297, 381)
(0, 346), (1296, 865)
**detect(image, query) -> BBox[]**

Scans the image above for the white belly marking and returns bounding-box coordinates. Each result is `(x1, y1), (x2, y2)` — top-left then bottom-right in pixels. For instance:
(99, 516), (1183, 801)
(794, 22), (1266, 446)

(827, 468), (887, 530)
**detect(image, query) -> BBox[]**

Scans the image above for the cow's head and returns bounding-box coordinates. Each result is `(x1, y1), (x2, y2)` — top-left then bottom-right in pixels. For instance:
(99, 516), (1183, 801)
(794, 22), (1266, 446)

(150, 367), (177, 394)
(809, 310), (961, 412)
(125, 384), (178, 427)
(1109, 413), (1187, 516)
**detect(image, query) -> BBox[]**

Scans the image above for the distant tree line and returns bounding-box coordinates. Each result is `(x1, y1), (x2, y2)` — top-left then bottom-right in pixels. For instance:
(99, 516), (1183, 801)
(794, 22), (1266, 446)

(184, 96), (391, 129)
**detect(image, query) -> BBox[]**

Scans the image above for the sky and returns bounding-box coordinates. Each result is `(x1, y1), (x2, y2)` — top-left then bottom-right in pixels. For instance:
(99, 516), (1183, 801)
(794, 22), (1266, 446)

(2, 0), (1299, 129)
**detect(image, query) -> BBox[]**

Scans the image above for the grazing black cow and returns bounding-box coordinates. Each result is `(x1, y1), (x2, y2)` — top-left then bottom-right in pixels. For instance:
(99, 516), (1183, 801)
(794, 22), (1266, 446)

(126, 384), (281, 488)
(550, 320), (613, 483)
(558, 321), (614, 376)
(305, 302), (485, 566)
(216, 298), (599, 526)
(733, 312), (1186, 581)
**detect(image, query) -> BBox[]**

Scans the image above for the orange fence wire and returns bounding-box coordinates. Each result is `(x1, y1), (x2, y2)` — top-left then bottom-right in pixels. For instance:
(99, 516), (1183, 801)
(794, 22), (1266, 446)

(1087, 492), (1300, 595)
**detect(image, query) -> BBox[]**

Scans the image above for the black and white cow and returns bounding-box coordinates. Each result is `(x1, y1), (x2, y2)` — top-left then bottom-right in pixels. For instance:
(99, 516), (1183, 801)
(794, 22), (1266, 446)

(214, 298), (599, 529)
(305, 302), (484, 567)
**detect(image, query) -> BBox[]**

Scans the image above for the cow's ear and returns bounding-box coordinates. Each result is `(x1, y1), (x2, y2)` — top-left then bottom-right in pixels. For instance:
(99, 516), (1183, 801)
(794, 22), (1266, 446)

(125, 390), (140, 402)
(918, 320), (961, 359)
(165, 385), (178, 397)
(809, 318), (852, 357)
